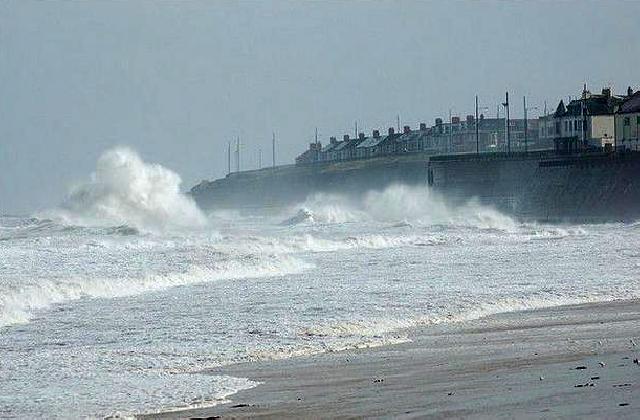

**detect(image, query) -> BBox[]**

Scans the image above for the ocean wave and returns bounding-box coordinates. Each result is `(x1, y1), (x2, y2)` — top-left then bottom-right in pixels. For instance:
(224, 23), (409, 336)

(0, 254), (312, 328)
(41, 147), (207, 233)
(284, 184), (518, 231)
(223, 232), (448, 255)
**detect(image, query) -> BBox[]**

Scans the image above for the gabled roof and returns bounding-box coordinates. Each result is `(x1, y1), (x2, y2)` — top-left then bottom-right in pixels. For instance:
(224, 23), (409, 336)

(295, 149), (315, 162)
(555, 94), (625, 118)
(553, 100), (566, 117)
(321, 142), (338, 153)
(395, 131), (425, 143)
(357, 135), (389, 148)
(333, 138), (362, 151)
(620, 91), (640, 114)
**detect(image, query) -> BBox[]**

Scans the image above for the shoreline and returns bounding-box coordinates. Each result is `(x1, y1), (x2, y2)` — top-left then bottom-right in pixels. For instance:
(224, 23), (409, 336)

(143, 299), (640, 418)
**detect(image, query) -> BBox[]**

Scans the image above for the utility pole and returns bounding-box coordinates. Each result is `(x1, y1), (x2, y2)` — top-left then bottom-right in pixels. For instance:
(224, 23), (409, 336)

(236, 136), (240, 172)
(355, 121), (358, 138)
(523, 96), (528, 153)
(258, 147), (262, 169)
(397, 115), (401, 132)
(227, 141), (231, 175)
(503, 92), (511, 154)
(475, 95), (479, 155)
(272, 131), (276, 168)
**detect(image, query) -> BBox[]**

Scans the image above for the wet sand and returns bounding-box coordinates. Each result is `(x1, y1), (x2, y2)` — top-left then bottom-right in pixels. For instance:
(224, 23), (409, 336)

(145, 300), (640, 419)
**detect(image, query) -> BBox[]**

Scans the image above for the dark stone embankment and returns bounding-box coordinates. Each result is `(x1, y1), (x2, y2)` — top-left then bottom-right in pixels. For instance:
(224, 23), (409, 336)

(190, 154), (431, 210)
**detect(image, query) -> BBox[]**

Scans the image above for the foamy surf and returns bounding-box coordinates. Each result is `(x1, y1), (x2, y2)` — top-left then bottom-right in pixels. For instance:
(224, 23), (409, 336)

(42, 147), (207, 233)
(284, 184), (518, 230)
(0, 254), (311, 328)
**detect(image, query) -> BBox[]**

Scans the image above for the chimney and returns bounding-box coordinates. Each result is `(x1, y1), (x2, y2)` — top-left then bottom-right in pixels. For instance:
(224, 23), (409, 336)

(451, 116), (460, 124)
(388, 127), (395, 135)
(330, 136), (337, 144)
(403, 125), (410, 134)
(628, 86), (634, 97)
(435, 118), (443, 126)
(372, 129), (380, 138)
(343, 134), (350, 141)
(466, 115), (474, 123)
(419, 123), (427, 131)
(480, 113), (484, 120)
(602, 87), (611, 98)
(358, 132), (365, 140)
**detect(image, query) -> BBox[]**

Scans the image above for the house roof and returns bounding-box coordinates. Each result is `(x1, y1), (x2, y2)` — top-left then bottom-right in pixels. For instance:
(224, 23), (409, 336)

(357, 135), (389, 148)
(333, 138), (363, 151)
(555, 94), (625, 118)
(553, 100), (566, 118)
(619, 91), (640, 114)
(321, 142), (338, 153)
(395, 131), (425, 143)
(295, 149), (315, 162)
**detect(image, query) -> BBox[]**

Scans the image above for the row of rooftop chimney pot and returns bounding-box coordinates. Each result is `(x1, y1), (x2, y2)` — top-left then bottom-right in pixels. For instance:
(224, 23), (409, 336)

(323, 115), (485, 145)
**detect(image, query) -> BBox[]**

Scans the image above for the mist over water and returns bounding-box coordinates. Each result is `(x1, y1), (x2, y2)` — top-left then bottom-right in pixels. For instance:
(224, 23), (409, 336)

(1, 150), (638, 417)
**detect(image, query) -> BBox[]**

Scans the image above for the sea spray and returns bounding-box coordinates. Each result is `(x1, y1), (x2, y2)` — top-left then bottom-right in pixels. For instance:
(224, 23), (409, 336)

(284, 184), (517, 230)
(44, 147), (207, 232)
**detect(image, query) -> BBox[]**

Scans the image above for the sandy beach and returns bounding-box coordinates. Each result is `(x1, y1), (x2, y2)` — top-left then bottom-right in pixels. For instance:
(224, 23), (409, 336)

(144, 299), (640, 419)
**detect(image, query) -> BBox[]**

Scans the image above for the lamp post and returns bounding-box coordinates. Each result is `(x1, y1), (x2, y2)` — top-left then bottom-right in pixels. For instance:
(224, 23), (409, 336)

(502, 92), (510, 154)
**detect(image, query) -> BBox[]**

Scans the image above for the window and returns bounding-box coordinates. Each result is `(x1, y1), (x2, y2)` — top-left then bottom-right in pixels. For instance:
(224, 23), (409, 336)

(574, 120), (578, 130)
(637, 116), (640, 125)
(624, 117), (630, 126)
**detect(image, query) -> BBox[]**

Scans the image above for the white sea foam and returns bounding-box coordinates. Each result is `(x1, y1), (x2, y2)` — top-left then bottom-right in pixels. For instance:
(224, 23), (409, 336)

(285, 184), (518, 230)
(0, 255), (311, 328)
(43, 147), (207, 233)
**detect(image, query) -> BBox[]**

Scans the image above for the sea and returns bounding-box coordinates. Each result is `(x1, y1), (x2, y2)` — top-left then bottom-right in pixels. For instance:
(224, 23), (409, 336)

(1, 148), (639, 418)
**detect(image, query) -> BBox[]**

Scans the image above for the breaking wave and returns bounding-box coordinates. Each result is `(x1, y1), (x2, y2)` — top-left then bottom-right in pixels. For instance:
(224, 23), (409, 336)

(43, 147), (207, 233)
(0, 254), (311, 328)
(284, 184), (517, 230)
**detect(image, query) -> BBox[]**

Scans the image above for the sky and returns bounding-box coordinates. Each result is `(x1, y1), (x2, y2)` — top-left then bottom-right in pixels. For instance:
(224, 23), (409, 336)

(1, 0), (639, 214)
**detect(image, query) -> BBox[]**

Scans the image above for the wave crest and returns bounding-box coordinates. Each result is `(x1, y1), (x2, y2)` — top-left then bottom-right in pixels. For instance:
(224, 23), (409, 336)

(43, 147), (206, 233)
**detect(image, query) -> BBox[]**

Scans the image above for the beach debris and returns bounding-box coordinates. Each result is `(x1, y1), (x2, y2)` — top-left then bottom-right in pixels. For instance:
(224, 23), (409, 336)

(373, 378), (384, 383)
(231, 404), (250, 408)
(574, 382), (595, 388)
(613, 383), (632, 388)
(633, 358), (639, 365)
(619, 403), (630, 407)
(575, 366), (587, 370)
(631, 339), (637, 347)
(599, 361), (606, 367)
(539, 376), (544, 381)
(591, 376), (600, 380)
(447, 391), (455, 396)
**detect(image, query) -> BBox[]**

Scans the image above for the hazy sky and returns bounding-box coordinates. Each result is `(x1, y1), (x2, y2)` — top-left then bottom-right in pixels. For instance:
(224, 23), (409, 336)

(1, 0), (639, 213)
